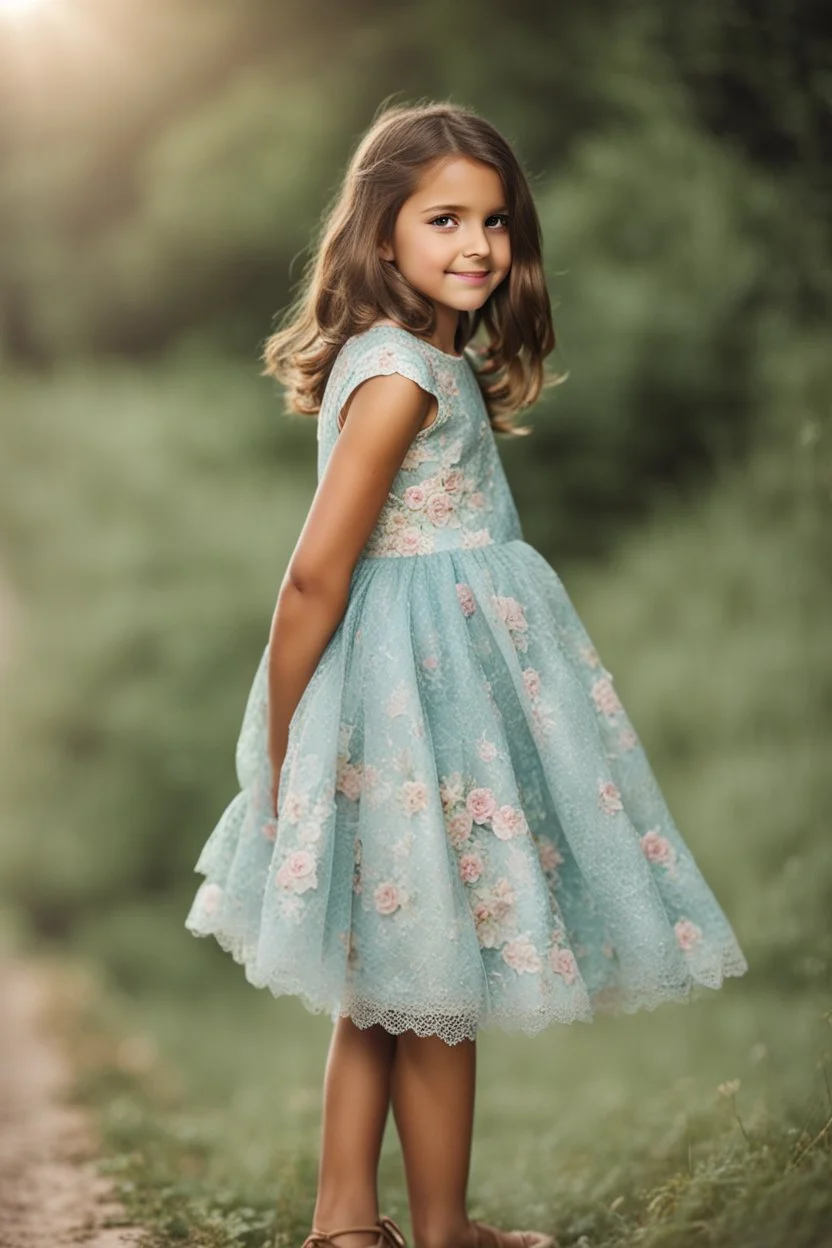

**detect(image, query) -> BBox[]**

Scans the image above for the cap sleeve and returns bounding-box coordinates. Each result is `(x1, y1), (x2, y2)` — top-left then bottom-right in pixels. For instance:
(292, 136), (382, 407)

(330, 327), (441, 434)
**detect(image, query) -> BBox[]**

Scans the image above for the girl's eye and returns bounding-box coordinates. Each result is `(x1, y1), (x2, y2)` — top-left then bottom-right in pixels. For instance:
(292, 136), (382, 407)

(428, 214), (510, 230)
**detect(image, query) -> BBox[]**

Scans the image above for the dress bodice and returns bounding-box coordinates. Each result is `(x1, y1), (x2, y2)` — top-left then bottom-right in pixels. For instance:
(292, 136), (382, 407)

(317, 324), (523, 559)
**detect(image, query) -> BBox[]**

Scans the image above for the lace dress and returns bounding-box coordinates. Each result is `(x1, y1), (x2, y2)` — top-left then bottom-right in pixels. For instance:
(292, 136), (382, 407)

(185, 323), (748, 1045)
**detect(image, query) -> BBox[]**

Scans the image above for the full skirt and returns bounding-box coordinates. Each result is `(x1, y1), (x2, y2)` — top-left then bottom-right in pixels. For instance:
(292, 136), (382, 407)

(186, 539), (748, 1044)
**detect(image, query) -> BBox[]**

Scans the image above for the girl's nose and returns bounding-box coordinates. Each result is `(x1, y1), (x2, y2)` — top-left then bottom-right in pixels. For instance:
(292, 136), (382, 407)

(462, 225), (491, 257)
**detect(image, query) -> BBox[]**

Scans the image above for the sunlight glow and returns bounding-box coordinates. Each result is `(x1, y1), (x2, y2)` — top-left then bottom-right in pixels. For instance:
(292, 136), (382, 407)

(0, 0), (45, 13)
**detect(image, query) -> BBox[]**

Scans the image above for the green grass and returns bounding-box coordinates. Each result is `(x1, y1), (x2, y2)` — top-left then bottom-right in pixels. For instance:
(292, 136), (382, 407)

(67, 961), (831, 1248)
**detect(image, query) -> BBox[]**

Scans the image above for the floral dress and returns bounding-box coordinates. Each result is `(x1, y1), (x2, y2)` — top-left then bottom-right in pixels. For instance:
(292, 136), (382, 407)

(185, 322), (748, 1045)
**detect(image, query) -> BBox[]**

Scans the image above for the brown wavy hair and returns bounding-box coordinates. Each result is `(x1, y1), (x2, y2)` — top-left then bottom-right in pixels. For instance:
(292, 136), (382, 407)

(262, 99), (563, 435)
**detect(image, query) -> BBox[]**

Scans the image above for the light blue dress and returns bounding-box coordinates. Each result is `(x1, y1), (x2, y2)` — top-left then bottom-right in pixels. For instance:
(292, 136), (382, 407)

(186, 323), (748, 1045)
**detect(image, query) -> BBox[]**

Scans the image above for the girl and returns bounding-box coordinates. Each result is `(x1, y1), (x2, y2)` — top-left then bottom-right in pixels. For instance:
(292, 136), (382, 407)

(186, 100), (748, 1248)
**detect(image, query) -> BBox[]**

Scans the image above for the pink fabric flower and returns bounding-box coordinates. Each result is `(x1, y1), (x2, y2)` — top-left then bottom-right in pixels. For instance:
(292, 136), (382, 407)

(455, 583), (476, 617)
(400, 779), (428, 815)
(396, 527), (421, 555)
(491, 804), (529, 841)
(426, 492), (455, 526)
(403, 484), (428, 510)
(641, 827), (677, 867)
(436, 369), (460, 397)
(440, 772), (465, 809)
(531, 702), (555, 740)
(337, 762), (363, 801)
(591, 676), (623, 718)
(492, 595), (528, 634)
(523, 667), (542, 699)
(472, 901), (502, 948)
(549, 946), (578, 984)
(502, 935), (542, 974)
(538, 841), (564, 873)
(401, 443), (431, 471)
(458, 853), (484, 884)
(374, 881), (405, 915)
(283, 792), (307, 824)
(443, 468), (464, 494)
(598, 779), (623, 815)
(397, 526), (433, 556)
(262, 819), (278, 842)
(469, 492), (486, 510)
(618, 727), (639, 751)
(447, 811), (473, 848)
(489, 877), (516, 919)
(674, 918), (702, 951)
(275, 849), (318, 895)
(472, 878), (516, 948)
(466, 787), (497, 824)
(422, 655), (439, 671)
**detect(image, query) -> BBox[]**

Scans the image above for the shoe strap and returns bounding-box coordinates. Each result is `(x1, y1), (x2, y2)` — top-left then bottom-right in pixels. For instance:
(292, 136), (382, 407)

(378, 1217), (408, 1248)
(302, 1228), (385, 1248)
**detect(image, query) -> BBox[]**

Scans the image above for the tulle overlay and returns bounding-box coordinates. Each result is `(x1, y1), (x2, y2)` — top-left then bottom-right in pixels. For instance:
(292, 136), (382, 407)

(186, 325), (747, 1043)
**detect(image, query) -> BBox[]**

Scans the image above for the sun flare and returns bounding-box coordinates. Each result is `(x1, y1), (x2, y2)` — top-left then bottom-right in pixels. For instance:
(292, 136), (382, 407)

(0, 0), (44, 13)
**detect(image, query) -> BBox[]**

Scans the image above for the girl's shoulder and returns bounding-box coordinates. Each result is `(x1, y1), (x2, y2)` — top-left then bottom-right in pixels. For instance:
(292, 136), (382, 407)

(321, 321), (471, 409)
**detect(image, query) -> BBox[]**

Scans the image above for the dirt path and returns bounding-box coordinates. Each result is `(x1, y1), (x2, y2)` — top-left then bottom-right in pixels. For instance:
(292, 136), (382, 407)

(0, 958), (143, 1248)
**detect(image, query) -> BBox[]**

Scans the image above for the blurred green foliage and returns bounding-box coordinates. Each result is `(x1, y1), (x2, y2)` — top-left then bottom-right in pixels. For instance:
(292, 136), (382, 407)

(1, 5), (831, 1241)
(1, 0), (830, 549)
(0, 0), (829, 1019)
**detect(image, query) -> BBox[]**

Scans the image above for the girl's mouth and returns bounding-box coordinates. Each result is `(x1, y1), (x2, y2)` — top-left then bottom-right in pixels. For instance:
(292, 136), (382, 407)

(447, 272), (490, 284)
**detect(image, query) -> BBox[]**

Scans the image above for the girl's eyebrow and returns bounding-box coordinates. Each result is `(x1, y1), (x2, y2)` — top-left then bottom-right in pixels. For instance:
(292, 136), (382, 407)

(420, 203), (508, 215)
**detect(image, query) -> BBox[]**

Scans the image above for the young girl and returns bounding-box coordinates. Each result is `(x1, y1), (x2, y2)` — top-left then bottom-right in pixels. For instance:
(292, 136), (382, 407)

(186, 100), (748, 1248)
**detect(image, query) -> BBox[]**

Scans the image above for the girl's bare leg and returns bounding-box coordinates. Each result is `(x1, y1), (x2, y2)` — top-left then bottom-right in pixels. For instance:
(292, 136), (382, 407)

(390, 1031), (476, 1248)
(312, 1016), (397, 1248)
(391, 1032), (555, 1248)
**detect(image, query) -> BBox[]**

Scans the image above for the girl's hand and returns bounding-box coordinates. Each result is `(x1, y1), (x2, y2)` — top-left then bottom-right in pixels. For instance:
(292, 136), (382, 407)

(269, 755), (284, 819)
(273, 738), (289, 818)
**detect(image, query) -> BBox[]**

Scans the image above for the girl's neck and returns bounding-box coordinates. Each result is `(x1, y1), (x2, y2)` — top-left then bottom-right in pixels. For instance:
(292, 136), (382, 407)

(429, 304), (461, 356)
(370, 310), (461, 359)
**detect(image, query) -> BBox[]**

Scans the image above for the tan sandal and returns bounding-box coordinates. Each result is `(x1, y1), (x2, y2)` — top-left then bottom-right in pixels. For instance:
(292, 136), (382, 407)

(302, 1216), (408, 1248)
(471, 1220), (557, 1248)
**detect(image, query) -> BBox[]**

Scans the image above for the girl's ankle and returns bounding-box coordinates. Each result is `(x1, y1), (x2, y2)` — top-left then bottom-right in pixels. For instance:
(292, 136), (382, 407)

(310, 1198), (382, 1248)
(411, 1215), (473, 1248)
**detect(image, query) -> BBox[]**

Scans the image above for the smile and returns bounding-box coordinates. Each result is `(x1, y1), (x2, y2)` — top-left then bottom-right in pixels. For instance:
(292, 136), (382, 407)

(447, 272), (490, 283)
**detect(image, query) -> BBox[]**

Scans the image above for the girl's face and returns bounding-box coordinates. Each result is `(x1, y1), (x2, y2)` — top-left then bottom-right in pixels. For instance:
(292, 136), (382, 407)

(379, 156), (511, 343)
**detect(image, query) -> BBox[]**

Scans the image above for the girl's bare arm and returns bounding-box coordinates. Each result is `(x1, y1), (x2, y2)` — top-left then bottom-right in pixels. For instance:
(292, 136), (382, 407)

(266, 372), (432, 808)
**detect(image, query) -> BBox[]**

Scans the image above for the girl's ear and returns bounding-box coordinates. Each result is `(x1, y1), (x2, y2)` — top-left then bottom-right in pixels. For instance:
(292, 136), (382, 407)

(378, 238), (395, 262)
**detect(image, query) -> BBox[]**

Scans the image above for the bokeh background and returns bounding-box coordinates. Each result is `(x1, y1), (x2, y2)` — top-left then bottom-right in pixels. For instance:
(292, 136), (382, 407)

(1, 1), (830, 1245)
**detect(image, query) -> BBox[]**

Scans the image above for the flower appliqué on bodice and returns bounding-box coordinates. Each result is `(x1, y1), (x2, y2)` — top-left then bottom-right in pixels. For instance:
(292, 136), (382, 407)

(317, 325), (524, 559)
